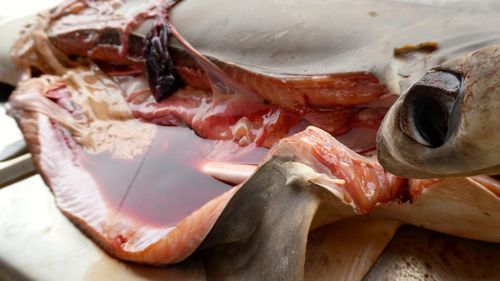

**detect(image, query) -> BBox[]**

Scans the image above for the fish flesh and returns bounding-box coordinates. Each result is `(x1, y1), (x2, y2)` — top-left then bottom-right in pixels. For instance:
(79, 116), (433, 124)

(4, 0), (500, 280)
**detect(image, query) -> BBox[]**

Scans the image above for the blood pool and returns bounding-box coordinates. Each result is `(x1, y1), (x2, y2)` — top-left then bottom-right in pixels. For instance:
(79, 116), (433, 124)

(80, 126), (266, 226)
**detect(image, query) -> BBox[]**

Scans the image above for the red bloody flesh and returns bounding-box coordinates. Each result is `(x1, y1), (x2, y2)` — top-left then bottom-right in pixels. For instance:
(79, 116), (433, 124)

(172, 51), (388, 110)
(116, 74), (393, 151)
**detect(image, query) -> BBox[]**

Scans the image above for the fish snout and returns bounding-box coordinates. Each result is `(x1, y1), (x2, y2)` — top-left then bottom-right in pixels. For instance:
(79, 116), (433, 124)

(377, 45), (500, 178)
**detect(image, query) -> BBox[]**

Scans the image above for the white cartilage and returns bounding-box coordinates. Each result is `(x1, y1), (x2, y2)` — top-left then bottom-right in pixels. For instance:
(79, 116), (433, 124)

(202, 161), (257, 185)
(307, 174), (346, 200)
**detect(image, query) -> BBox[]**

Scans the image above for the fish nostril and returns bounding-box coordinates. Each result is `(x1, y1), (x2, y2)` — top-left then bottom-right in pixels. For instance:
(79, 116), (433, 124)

(412, 96), (448, 147)
(399, 70), (462, 148)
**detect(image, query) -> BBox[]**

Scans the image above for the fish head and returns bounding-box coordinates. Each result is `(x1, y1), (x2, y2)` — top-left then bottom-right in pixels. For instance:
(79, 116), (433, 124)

(377, 44), (500, 178)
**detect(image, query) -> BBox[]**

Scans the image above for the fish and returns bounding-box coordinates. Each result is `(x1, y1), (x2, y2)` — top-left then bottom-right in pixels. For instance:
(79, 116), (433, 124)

(4, 0), (500, 280)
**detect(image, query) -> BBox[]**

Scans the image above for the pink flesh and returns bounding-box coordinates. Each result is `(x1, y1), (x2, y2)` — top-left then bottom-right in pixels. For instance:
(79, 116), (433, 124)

(115, 74), (393, 151)
(281, 128), (409, 213)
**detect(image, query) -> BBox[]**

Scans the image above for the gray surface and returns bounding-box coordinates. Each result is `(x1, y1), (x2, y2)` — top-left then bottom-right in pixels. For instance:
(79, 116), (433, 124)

(0, 105), (22, 152)
(0, 104), (34, 188)
(364, 226), (500, 281)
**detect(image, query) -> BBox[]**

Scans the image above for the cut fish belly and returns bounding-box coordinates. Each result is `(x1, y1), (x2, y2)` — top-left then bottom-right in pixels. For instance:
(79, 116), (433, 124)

(11, 80), (239, 264)
(7, 72), (407, 265)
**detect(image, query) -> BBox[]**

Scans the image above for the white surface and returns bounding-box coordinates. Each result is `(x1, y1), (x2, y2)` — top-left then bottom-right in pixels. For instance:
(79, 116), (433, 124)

(0, 104), (31, 184)
(0, 0), (63, 84)
(0, 105), (22, 150)
(0, 0), (62, 25)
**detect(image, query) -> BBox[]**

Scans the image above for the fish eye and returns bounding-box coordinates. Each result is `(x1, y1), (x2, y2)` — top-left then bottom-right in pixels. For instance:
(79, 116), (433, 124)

(399, 70), (462, 148)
